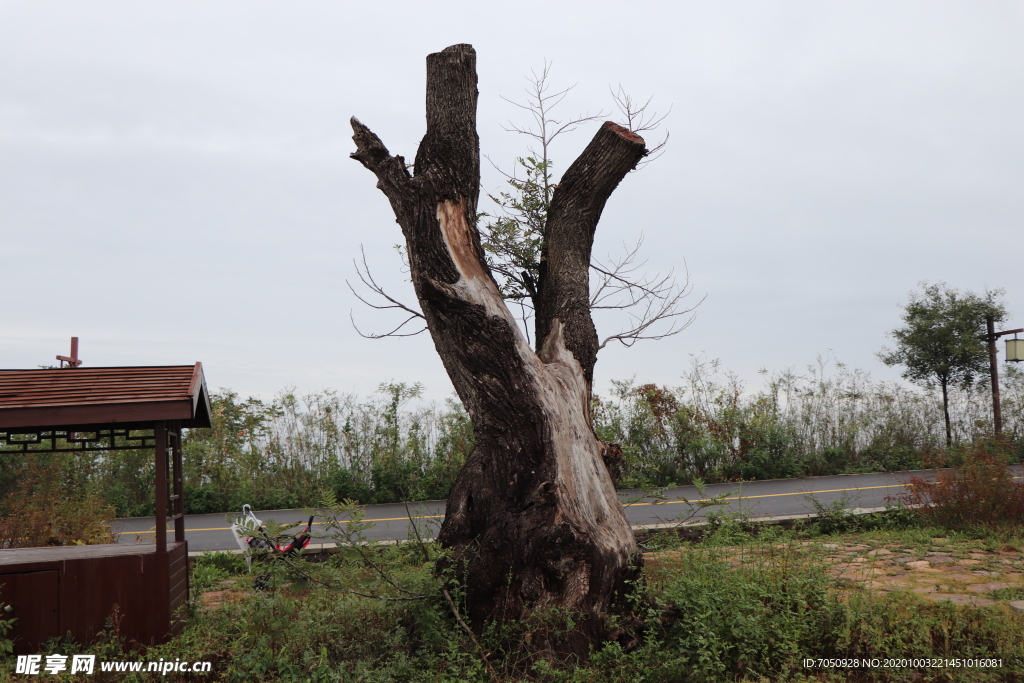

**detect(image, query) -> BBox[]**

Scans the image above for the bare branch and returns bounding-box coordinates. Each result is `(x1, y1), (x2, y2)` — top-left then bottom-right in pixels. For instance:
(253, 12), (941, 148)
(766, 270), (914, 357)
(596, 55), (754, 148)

(610, 86), (670, 133)
(610, 85), (670, 167)
(442, 587), (499, 681)
(348, 310), (425, 339)
(499, 61), (609, 200)
(514, 298), (533, 347)
(346, 245), (427, 339)
(591, 237), (704, 350)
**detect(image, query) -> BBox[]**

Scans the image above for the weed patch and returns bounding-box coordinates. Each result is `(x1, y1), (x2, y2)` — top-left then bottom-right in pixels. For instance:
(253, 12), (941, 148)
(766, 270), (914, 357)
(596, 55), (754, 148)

(902, 440), (1024, 529)
(3, 511), (1022, 681)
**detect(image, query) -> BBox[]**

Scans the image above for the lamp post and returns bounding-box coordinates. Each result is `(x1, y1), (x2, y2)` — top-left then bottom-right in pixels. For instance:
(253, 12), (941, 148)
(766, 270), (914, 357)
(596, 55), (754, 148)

(985, 317), (1024, 435)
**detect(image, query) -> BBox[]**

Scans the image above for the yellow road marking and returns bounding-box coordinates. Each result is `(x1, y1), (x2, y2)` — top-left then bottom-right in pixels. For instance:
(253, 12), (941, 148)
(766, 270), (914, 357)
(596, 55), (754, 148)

(624, 483), (904, 506)
(113, 474), (1024, 535)
(114, 516), (444, 535)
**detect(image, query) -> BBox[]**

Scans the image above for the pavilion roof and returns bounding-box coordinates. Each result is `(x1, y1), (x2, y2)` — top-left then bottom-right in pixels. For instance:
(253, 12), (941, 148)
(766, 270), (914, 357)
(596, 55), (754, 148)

(0, 363), (211, 429)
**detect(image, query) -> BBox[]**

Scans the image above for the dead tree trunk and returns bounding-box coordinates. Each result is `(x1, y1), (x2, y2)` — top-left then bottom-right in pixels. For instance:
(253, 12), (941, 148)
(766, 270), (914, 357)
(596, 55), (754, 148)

(350, 44), (647, 655)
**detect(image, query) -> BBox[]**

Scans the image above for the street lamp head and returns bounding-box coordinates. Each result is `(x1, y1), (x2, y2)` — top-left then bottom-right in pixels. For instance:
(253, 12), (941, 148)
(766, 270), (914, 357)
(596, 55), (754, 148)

(1006, 337), (1024, 363)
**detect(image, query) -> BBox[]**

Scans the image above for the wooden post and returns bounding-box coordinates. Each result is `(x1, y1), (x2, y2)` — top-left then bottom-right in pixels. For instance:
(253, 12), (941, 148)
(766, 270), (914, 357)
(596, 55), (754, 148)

(171, 421), (185, 543)
(988, 316), (1003, 435)
(154, 421), (167, 553)
(55, 337), (83, 368)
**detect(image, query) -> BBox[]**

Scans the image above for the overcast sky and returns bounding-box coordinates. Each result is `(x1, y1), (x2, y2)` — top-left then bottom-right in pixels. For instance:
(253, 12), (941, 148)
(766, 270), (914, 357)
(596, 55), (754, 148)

(2, 1), (1022, 403)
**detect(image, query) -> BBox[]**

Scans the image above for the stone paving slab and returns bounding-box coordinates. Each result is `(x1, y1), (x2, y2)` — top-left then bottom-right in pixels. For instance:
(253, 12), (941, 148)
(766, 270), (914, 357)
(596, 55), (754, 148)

(823, 539), (1023, 606)
(645, 538), (1024, 610)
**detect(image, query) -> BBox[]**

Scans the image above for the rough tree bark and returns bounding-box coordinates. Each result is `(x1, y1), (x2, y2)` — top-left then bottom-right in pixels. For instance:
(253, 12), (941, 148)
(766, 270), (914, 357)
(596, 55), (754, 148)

(350, 44), (647, 656)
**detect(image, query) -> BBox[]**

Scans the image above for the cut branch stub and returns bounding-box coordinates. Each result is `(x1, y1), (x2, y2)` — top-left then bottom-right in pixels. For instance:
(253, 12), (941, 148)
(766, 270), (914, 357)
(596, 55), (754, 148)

(418, 44), (480, 208)
(536, 122), (647, 389)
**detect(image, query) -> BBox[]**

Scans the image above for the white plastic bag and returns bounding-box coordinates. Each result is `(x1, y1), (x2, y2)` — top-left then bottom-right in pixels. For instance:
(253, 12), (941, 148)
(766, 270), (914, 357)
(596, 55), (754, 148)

(229, 504), (264, 570)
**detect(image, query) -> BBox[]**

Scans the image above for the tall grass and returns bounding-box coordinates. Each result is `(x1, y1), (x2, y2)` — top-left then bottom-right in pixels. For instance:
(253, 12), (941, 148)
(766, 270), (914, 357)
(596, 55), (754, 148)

(1, 358), (1020, 518)
(117, 382), (472, 516)
(596, 357), (1024, 487)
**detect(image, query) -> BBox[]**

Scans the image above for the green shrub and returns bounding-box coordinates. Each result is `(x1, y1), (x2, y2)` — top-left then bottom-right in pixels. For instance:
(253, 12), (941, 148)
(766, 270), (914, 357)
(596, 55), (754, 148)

(655, 546), (844, 681)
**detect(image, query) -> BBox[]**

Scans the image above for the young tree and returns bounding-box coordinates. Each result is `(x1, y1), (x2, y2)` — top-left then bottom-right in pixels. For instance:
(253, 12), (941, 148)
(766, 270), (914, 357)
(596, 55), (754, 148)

(350, 44), (650, 655)
(879, 282), (1006, 447)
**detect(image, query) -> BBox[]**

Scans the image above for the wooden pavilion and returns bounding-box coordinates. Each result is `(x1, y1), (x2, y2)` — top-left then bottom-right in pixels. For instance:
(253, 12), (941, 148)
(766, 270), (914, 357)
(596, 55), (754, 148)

(0, 362), (211, 653)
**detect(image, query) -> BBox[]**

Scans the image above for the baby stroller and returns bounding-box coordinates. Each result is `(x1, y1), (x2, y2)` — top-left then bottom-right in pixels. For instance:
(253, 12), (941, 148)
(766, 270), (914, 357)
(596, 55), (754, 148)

(230, 504), (314, 572)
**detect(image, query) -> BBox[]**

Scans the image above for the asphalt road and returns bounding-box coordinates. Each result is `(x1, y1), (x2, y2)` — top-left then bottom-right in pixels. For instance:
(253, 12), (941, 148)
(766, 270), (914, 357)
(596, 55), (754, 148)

(111, 466), (1024, 553)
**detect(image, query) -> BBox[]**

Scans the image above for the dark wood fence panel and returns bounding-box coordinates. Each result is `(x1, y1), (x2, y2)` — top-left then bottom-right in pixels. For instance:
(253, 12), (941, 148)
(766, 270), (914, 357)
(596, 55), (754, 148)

(0, 571), (59, 653)
(0, 541), (187, 654)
